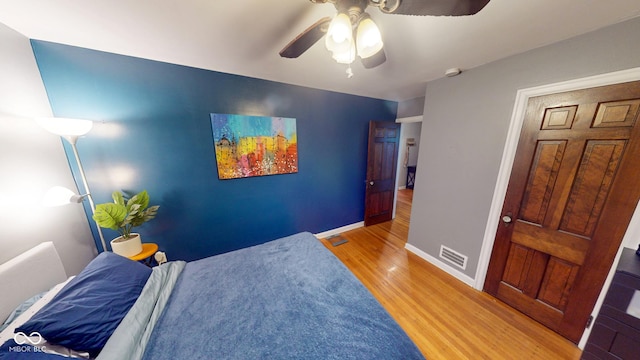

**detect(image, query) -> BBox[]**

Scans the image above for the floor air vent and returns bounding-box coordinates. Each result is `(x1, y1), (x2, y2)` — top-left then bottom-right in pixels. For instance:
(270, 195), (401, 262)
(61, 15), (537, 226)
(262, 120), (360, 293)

(439, 245), (468, 270)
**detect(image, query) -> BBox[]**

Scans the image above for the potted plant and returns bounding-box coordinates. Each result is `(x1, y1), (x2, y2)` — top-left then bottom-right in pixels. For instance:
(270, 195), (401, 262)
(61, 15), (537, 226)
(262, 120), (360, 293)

(92, 190), (160, 257)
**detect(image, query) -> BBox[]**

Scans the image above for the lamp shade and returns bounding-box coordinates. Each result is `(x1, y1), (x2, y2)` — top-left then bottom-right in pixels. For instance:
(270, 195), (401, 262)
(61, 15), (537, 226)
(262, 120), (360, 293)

(37, 117), (93, 138)
(356, 16), (383, 59)
(325, 13), (353, 54)
(42, 186), (85, 207)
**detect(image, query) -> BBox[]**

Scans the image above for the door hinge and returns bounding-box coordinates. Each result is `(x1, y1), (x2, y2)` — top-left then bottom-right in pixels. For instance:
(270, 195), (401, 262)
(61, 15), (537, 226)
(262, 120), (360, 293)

(586, 315), (594, 329)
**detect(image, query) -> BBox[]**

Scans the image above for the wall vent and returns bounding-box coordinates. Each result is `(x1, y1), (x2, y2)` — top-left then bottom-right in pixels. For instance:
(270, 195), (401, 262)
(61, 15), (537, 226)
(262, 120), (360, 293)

(439, 245), (468, 270)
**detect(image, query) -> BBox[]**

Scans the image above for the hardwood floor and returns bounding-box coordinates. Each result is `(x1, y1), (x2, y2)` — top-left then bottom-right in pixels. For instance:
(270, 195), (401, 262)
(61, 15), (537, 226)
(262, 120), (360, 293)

(319, 189), (582, 360)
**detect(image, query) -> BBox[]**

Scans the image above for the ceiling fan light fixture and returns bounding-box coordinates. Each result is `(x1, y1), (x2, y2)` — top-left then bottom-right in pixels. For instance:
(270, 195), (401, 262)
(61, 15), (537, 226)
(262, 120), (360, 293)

(356, 15), (383, 59)
(280, 0), (492, 70)
(325, 12), (353, 53)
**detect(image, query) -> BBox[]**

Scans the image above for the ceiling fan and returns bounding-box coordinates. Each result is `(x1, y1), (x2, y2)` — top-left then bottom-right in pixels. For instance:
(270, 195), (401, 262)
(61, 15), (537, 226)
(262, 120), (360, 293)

(279, 0), (491, 71)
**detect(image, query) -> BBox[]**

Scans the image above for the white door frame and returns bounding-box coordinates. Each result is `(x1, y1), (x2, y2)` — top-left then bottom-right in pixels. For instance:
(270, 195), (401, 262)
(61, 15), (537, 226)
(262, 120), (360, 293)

(475, 67), (640, 289)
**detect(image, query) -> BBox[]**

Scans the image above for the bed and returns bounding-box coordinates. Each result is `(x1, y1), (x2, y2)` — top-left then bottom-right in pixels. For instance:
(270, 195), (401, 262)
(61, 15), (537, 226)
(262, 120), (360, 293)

(0, 232), (425, 359)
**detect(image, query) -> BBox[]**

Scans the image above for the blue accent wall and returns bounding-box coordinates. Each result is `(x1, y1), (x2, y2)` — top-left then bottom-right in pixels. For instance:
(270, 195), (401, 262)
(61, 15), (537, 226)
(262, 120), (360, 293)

(31, 40), (398, 261)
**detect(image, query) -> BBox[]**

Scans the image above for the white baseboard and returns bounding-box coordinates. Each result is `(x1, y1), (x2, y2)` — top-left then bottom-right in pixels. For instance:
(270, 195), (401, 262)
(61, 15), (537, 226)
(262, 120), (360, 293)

(405, 243), (475, 287)
(398, 186), (406, 190)
(314, 222), (365, 239)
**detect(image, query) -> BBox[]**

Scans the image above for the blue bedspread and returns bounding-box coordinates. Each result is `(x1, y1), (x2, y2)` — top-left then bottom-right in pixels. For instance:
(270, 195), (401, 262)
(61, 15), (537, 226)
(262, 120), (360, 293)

(141, 232), (425, 359)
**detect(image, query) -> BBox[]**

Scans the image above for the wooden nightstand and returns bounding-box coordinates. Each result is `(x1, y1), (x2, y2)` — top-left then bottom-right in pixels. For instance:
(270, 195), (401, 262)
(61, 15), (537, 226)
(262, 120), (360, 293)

(128, 243), (159, 266)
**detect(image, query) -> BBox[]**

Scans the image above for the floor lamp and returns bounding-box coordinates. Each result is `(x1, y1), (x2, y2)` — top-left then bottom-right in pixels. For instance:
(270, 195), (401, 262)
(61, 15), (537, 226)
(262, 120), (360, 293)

(38, 117), (108, 252)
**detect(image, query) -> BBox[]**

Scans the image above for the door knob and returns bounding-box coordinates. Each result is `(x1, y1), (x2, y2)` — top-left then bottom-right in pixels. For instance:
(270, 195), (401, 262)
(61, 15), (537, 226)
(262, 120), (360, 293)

(369, 181), (374, 186)
(502, 215), (512, 224)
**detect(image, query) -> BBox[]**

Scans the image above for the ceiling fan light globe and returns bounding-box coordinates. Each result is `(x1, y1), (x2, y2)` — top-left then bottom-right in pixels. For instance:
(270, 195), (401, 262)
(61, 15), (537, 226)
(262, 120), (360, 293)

(325, 13), (353, 53)
(356, 17), (383, 59)
(331, 42), (356, 64)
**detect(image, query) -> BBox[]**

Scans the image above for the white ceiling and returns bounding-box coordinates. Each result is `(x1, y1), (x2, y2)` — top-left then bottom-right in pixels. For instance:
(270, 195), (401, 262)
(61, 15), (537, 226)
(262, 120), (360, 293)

(1, 0), (640, 101)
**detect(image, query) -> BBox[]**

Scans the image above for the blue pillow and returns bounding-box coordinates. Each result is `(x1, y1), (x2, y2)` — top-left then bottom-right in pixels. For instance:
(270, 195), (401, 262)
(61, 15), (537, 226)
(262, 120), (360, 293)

(16, 252), (151, 356)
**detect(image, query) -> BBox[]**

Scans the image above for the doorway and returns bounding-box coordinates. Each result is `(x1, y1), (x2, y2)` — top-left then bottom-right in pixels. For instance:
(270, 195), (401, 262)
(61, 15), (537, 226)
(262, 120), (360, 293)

(364, 119), (422, 227)
(393, 119), (422, 219)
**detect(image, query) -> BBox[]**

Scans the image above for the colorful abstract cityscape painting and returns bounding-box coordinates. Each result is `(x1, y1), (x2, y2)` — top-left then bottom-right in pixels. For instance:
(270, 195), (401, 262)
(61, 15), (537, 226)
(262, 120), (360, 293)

(210, 113), (298, 179)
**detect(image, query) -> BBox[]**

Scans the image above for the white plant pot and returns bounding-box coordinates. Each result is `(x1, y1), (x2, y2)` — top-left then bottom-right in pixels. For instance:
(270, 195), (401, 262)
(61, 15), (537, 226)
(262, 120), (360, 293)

(110, 233), (143, 257)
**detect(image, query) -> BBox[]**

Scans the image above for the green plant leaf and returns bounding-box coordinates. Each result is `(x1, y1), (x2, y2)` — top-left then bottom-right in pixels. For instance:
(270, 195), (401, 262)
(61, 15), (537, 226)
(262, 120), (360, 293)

(127, 190), (149, 212)
(94, 190), (159, 237)
(112, 191), (125, 206)
(124, 204), (141, 225)
(142, 205), (159, 222)
(92, 203), (127, 230)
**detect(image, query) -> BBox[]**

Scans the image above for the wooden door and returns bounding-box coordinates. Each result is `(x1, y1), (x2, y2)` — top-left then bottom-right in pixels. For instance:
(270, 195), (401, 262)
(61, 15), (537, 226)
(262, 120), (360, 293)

(484, 81), (640, 343)
(364, 121), (400, 226)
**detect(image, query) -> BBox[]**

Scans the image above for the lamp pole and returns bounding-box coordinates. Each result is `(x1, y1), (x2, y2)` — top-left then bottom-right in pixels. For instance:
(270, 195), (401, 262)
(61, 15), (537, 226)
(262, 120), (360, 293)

(37, 117), (109, 252)
(67, 135), (108, 252)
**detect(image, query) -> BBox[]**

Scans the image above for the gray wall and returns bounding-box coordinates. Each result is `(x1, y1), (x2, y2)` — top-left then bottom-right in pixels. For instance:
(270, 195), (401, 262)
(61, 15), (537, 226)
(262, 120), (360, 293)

(0, 23), (96, 276)
(408, 16), (640, 279)
(397, 97), (425, 118)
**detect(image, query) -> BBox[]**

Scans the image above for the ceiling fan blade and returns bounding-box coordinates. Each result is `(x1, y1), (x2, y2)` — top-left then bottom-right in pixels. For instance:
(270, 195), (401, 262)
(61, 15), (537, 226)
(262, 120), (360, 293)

(279, 17), (332, 58)
(388, 0), (491, 16)
(361, 48), (386, 69)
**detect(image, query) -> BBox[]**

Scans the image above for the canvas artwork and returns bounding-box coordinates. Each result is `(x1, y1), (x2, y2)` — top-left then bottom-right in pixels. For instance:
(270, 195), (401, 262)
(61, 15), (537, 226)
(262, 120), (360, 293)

(210, 113), (298, 179)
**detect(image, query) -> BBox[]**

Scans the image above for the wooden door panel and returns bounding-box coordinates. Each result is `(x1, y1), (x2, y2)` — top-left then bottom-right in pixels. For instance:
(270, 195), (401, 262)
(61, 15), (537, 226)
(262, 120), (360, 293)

(485, 81), (640, 343)
(520, 141), (567, 224)
(496, 282), (563, 329)
(501, 244), (530, 288)
(511, 222), (589, 265)
(537, 257), (578, 311)
(521, 251), (550, 297)
(559, 140), (625, 236)
(542, 106), (577, 130)
(502, 239), (581, 312)
(371, 141), (397, 180)
(592, 99), (640, 128)
(382, 142), (396, 178)
(502, 244), (548, 294)
(367, 191), (392, 216)
(373, 142), (383, 176)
